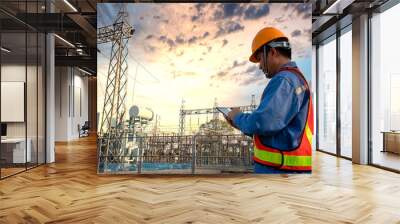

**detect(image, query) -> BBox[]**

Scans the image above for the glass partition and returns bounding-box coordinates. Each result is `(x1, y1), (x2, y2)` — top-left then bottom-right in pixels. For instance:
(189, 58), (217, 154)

(317, 36), (337, 154)
(1, 31), (28, 177)
(0, 0), (46, 179)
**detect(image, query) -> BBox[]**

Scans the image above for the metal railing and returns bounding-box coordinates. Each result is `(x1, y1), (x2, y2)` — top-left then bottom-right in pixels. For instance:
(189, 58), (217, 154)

(97, 134), (254, 174)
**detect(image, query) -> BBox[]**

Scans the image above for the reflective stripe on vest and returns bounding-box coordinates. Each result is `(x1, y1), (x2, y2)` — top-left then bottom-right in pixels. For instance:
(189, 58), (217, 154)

(253, 67), (313, 171)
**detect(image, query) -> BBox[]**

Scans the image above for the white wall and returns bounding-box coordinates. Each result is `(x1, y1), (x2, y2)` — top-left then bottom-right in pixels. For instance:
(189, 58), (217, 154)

(55, 66), (89, 141)
(55, 66), (69, 141)
(1, 65), (28, 138)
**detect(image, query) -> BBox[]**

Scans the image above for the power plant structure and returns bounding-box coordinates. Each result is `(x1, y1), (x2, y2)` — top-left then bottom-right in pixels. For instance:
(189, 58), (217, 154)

(98, 94), (258, 174)
(179, 95), (257, 135)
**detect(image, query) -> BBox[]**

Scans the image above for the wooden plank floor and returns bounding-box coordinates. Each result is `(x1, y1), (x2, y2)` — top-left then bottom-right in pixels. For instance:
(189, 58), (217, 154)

(1, 135), (400, 224)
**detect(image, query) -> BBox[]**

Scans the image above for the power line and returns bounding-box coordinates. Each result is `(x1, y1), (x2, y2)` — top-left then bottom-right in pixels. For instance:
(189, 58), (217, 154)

(128, 53), (160, 83)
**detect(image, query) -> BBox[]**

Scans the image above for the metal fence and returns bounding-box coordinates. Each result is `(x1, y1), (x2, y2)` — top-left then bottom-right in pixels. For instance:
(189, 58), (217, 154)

(97, 134), (254, 174)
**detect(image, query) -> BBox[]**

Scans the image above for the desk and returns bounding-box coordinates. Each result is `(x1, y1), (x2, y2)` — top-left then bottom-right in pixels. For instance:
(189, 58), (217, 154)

(382, 131), (400, 154)
(1, 138), (31, 163)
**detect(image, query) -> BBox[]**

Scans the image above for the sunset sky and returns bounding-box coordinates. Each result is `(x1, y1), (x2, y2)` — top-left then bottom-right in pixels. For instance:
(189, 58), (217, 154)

(97, 3), (312, 133)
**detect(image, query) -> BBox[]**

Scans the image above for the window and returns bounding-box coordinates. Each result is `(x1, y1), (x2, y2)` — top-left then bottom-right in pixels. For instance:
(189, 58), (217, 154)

(339, 28), (352, 158)
(317, 36), (337, 154)
(371, 2), (400, 171)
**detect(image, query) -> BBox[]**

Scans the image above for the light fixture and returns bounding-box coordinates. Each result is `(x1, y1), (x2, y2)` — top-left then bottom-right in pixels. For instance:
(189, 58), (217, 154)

(63, 0), (78, 12)
(1, 47), (11, 53)
(54, 34), (75, 48)
(78, 67), (93, 76)
(322, 0), (355, 15)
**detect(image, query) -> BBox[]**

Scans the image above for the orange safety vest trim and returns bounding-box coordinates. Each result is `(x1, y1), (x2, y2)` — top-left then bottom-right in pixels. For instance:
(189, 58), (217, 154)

(253, 67), (314, 171)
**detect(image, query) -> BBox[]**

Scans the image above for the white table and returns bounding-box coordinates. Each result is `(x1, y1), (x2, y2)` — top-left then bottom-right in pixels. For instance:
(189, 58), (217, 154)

(1, 138), (31, 163)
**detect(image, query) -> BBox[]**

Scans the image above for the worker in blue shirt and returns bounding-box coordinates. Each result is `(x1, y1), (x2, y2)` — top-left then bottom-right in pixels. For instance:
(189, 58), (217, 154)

(225, 27), (313, 174)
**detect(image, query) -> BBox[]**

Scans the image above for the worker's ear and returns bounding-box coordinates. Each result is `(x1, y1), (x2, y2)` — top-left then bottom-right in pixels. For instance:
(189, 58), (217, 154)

(270, 48), (277, 57)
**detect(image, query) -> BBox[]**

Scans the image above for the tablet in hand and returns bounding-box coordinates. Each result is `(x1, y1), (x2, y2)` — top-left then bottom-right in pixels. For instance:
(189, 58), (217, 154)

(216, 107), (231, 117)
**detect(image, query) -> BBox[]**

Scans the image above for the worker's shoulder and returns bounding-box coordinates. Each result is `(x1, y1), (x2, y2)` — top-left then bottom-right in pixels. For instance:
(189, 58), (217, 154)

(275, 68), (303, 87)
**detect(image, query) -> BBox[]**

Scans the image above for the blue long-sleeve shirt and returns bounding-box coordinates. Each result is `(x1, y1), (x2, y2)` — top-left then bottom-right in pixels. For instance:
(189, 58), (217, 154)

(233, 61), (310, 151)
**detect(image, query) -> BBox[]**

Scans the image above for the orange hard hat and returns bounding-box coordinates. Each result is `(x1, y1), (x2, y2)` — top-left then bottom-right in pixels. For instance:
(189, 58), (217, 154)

(249, 27), (289, 63)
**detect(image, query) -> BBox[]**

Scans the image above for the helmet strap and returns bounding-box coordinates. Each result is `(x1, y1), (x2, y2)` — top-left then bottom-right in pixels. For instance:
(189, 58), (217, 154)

(262, 45), (273, 79)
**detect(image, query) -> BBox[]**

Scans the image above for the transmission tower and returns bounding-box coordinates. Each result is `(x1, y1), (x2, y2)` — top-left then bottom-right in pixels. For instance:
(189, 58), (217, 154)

(179, 99), (185, 136)
(213, 98), (218, 130)
(250, 94), (256, 110)
(98, 6), (134, 168)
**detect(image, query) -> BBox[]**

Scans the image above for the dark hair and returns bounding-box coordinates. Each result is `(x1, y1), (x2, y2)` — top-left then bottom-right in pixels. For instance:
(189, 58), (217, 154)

(271, 37), (292, 59)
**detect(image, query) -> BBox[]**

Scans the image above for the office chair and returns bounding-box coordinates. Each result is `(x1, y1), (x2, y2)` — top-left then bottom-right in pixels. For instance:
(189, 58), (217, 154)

(79, 121), (90, 138)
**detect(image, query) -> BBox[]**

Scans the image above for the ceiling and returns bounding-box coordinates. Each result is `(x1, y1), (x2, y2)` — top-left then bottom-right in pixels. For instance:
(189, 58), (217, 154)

(311, 0), (391, 44)
(1, 0), (398, 75)
(0, 0), (97, 74)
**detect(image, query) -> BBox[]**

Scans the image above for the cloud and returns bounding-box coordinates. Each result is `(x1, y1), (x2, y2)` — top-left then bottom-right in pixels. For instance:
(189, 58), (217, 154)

(210, 69), (229, 81)
(176, 50), (184, 57)
(170, 31), (210, 46)
(188, 36), (198, 44)
(240, 74), (264, 86)
(283, 3), (291, 11)
(243, 65), (257, 74)
(195, 3), (208, 12)
(239, 65), (264, 86)
(212, 3), (271, 21)
(303, 28), (311, 36)
(210, 64), (264, 86)
(192, 3), (209, 22)
(144, 44), (156, 53)
(232, 60), (247, 68)
(215, 21), (244, 38)
(216, 71), (228, 78)
(159, 31), (210, 48)
(172, 70), (197, 79)
(175, 35), (185, 45)
(159, 35), (176, 49)
(222, 39), (228, 47)
(295, 4), (311, 15)
(291, 29), (302, 37)
(191, 15), (200, 21)
(244, 5), (270, 20)
(213, 3), (245, 20)
(274, 15), (287, 23)
(285, 3), (312, 20)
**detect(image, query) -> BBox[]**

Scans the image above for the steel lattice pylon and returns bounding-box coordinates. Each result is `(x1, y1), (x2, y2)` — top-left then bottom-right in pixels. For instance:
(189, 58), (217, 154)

(98, 7), (134, 169)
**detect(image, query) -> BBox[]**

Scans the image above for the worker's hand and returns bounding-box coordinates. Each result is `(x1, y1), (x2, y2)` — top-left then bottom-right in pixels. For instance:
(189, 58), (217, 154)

(223, 107), (241, 129)
(227, 107), (241, 121)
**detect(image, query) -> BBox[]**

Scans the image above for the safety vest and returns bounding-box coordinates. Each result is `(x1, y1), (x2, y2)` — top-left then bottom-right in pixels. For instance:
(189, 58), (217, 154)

(253, 67), (313, 171)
